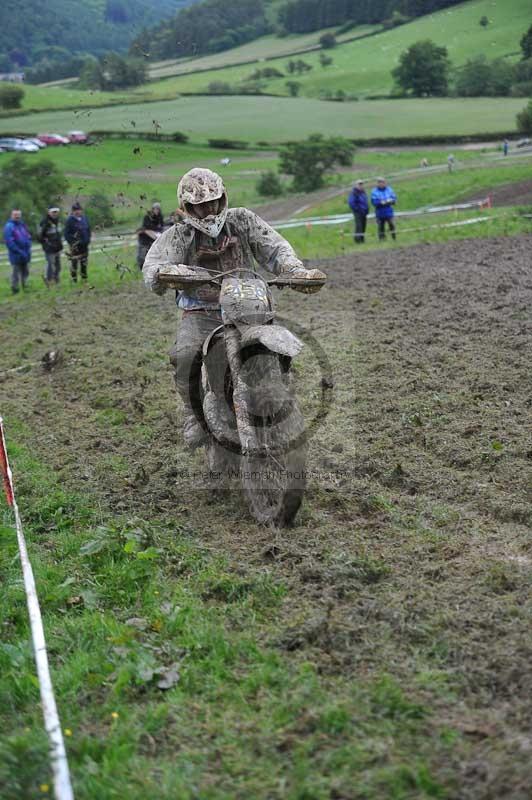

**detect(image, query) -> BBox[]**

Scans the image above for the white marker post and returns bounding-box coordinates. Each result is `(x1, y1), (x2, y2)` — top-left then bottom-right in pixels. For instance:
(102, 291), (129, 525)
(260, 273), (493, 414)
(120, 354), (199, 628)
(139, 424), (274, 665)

(0, 417), (74, 800)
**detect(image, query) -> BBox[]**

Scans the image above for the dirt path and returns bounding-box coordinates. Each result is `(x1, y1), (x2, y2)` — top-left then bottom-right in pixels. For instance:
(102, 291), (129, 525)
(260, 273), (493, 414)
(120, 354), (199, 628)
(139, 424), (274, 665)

(1, 235), (531, 797)
(462, 177), (532, 208)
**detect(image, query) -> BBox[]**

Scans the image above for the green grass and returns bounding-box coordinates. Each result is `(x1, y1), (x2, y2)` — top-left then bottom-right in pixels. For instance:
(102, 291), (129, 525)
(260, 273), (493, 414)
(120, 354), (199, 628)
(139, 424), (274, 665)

(0, 139), (278, 230)
(1, 142), (530, 305)
(146, 25), (380, 79)
(0, 96), (525, 144)
(3, 84), (146, 114)
(1, 162), (531, 795)
(130, 0), (531, 98)
(2, 207), (530, 307)
(0, 358), (453, 800)
(283, 208), (532, 259)
(5, 0), (529, 120)
(302, 155), (532, 216)
(0, 242), (139, 304)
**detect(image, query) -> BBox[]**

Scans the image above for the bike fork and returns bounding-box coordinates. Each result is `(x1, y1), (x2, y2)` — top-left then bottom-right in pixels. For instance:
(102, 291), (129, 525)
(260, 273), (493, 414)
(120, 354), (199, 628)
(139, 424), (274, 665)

(224, 325), (258, 454)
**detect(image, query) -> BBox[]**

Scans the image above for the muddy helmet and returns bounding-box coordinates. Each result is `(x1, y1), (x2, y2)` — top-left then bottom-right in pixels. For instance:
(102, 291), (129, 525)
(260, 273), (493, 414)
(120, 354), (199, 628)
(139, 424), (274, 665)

(177, 167), (228, 238)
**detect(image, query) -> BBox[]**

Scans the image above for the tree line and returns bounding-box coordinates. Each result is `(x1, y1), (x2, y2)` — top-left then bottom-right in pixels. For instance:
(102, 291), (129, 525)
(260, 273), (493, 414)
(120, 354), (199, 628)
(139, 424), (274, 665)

(130, 0), (268, 61)
(0, 0), (188, 72)
(131, 0), (465, 61)
(276, 0), (463, 35)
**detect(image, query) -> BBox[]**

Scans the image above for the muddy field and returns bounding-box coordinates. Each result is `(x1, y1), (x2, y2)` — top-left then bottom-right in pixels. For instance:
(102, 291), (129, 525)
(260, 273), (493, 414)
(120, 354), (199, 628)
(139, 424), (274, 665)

(1, 235), (531, 798)
(482, 177), (532, 208)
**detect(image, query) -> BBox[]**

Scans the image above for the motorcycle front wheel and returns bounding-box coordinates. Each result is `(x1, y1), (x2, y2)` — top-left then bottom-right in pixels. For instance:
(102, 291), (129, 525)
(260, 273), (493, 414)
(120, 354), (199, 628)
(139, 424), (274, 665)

(239, 348), (307, 526)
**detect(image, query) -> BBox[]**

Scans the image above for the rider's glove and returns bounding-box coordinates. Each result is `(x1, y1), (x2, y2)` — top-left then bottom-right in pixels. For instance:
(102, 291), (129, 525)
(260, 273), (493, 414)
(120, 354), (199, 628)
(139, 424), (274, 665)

(279, 267), (327, 294)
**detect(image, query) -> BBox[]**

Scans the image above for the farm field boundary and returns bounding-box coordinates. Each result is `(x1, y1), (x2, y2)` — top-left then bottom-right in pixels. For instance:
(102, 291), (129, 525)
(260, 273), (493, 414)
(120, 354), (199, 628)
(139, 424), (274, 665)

(0, 96), (525, 144)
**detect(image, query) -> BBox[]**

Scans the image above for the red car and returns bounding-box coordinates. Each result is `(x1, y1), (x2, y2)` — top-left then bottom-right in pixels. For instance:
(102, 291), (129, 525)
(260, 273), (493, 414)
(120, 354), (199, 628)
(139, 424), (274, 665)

(67, 130), (89, 144)
(37, 133), (70, 146)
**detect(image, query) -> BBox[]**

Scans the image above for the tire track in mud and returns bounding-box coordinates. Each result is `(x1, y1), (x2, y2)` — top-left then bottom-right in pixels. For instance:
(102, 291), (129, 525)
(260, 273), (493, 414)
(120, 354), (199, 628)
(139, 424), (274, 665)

(2, 235), (532, 797)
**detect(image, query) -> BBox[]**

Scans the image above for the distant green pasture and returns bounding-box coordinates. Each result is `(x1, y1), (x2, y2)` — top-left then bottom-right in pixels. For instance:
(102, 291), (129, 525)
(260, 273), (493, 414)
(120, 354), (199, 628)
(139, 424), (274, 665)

(147, 26), (379, 79)
(136, 0), (530, 98)
(13, 0), (530, 116)
(0, 96), (524, 144)
(0, 139), (277, 228)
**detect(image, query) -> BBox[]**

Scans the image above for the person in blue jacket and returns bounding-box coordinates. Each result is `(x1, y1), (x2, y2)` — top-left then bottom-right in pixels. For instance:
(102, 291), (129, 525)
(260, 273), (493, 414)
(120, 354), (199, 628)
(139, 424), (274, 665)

(3, 208), (32, 294)
(348, 179), (369, 244)
(64, 201), (91, 282)
(371, 177), (397, 241)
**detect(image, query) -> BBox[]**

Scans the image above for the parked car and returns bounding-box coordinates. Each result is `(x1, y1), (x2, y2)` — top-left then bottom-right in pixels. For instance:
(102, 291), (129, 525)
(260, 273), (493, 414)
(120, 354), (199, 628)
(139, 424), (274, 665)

(14, 139), (40, 152)
(516, 137), (531, 148)
(0, 137), (39, 152)
(67, 130), (88, 144)
(37, 133), (70, 146)
(25, 137), (47, 148)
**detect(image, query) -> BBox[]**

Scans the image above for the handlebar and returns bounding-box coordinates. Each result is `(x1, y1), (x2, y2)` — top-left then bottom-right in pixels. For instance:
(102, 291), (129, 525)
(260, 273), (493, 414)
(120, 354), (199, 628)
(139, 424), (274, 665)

(157, 269), (325, 291)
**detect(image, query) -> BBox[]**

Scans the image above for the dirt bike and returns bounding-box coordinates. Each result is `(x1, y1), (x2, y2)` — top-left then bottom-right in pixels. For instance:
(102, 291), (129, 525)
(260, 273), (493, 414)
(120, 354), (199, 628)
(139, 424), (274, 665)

(158, 265), (325, 526)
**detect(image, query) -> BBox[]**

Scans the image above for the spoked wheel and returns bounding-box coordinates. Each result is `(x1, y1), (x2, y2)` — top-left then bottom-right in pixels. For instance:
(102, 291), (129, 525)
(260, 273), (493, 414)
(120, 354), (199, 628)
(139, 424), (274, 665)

(239, 348), (307, 526)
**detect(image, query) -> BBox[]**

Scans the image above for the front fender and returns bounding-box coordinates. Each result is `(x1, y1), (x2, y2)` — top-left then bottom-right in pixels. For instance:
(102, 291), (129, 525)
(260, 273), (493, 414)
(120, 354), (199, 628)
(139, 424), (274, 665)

(239, 324), (303, 357)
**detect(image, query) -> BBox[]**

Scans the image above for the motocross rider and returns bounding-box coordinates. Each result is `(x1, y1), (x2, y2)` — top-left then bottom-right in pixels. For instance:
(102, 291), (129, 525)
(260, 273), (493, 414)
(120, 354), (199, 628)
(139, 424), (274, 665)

(143, 167), (325, 448)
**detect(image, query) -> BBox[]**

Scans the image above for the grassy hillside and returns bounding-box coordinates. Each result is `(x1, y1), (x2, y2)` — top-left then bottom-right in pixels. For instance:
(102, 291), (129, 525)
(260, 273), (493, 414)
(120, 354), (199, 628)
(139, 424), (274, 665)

(13, 0), (528, 119)
(0, 96), (524, 144)
(138, 0), (530, 97)
(146, 25), (380, 79)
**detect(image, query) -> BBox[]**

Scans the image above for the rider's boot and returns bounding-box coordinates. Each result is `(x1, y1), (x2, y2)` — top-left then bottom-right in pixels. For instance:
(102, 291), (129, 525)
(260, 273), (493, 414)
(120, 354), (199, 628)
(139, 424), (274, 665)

(181, 397), (208, 449)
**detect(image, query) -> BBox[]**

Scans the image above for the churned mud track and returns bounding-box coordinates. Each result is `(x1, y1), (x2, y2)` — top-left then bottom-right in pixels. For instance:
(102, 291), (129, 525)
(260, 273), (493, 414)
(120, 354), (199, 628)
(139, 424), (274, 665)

(1, 235), (532, 798)
(462, 177), (532, 208)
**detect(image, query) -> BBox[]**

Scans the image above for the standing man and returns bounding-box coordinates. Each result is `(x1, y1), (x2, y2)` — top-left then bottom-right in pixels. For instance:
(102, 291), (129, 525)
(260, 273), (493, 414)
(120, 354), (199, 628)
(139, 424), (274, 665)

(447, 154), (455, 173)
(64, 202), (91, 282)
(348, 179), (369, 244)
(502, 139), (509, 156)
(3, 208), (32, 294)
(38, 206), (63, 286)
(371, 177), (397, 242)
(137, 201), (164, 270)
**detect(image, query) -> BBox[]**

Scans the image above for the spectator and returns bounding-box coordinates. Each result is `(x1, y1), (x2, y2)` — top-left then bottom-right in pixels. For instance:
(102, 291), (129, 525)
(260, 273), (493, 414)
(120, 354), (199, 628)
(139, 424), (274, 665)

(347, 179), (369, 244)
(447, 154), (455, 173)
(3, 208), (32, 294)
(371, 177), (397, 242)
(503, 139), (509, 156)
(38, 206), (63, 286)
(64, 202), (91, 282)
(137, 201), (164, 270)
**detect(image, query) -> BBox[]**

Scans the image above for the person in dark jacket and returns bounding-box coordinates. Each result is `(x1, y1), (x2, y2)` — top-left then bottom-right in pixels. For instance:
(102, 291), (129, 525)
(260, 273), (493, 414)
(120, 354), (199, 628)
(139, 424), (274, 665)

(3, 208), (32, 294)
(137, 201), (164, 269)
(370, 177), (397, 241)
(347, 179), (369, 243)
(64, 202), (91, 281)
(38, 206), (63, 285)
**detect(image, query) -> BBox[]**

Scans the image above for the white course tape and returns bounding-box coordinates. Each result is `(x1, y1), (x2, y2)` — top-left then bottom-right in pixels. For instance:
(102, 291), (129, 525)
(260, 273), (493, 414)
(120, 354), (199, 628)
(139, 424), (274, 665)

(0, 417), (75, 800)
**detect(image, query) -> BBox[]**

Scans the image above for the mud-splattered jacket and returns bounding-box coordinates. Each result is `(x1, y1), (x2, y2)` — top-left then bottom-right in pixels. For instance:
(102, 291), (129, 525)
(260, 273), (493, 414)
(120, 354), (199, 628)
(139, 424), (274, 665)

(143, 207), (304, 311)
